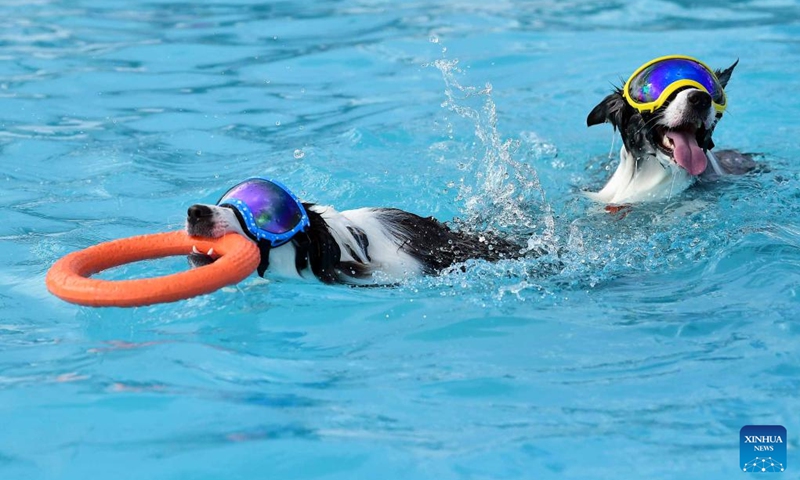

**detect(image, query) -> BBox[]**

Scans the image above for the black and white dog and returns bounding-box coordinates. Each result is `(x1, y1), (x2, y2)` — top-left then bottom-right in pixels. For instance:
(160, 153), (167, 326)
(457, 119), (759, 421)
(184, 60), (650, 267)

(585, 59), (755, 205)
(185, 194), (522, 285)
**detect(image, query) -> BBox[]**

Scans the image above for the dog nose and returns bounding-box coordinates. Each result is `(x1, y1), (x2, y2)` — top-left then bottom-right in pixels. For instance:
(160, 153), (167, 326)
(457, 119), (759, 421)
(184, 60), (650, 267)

(187, 204), (213, 223)
(687, 90), (711, 110)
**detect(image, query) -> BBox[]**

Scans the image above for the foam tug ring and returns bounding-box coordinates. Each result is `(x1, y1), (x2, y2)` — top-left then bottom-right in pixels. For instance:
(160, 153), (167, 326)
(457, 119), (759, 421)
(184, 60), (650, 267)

(46, 231), (260, 307)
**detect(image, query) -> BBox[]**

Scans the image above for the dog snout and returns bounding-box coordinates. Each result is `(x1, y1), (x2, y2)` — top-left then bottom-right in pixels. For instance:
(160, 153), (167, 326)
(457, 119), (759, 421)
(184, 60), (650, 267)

(187, 204), (213, 224)
(687, 90), (711, 110)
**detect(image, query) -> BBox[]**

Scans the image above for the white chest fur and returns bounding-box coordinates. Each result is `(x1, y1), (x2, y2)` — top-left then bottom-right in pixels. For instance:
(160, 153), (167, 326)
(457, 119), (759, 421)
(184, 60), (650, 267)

(585, 147), (696, 205)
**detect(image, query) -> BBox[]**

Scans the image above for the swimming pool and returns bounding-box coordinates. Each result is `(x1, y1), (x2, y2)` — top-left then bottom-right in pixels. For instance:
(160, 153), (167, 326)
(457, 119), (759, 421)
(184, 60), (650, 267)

(2, 0), (799, 478)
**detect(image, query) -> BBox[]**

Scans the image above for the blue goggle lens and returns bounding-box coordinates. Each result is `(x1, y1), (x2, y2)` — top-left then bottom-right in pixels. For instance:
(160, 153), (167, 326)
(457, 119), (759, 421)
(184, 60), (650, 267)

(217, 179), (306, 239)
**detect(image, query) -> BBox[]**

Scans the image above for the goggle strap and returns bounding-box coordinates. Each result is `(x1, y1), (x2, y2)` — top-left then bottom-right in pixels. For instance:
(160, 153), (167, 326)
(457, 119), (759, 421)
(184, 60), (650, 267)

(704, 132), (715, 151)
(256, 239), (272, 278)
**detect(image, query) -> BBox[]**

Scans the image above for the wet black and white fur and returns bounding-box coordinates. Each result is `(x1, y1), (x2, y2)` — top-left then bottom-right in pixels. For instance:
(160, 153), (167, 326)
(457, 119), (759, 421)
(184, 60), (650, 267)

(185, 197), (522, 285)
(585, 60), (755, 205)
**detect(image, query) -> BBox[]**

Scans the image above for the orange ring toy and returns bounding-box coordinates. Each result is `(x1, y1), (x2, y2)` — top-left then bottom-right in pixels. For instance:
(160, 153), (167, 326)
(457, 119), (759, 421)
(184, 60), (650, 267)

(46, 231), (260, 307)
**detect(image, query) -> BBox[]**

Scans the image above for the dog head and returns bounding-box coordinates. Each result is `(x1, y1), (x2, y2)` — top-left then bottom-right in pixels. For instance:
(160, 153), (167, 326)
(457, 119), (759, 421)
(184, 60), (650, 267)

(587, 59), (738, 177)
(185, 201), (314, 278)
(185, 178), (312, 245)
(184, 197), (342, 282)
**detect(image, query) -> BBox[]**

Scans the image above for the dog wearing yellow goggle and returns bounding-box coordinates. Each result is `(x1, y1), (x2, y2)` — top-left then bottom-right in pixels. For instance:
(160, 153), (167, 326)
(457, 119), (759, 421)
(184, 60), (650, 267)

(585, 55), (753, 206)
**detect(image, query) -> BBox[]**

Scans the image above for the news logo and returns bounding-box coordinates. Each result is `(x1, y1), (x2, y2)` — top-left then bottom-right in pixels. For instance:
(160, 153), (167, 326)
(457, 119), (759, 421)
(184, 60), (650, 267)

(740, 425), (786, 473)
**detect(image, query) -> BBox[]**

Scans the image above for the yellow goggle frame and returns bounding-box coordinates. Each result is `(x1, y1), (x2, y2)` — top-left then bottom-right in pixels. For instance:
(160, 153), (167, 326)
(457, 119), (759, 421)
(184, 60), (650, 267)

(622, 55), (727, 114)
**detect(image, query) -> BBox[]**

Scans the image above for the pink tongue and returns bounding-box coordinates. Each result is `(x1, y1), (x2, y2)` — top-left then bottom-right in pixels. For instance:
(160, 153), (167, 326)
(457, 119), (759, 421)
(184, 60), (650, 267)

(665, 130), (707, 175)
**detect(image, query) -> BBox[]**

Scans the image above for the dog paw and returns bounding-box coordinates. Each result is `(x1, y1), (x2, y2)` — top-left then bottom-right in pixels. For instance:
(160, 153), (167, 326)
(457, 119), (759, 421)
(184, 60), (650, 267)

(714, 149), (761, 175)
(605, 204), (632, 219)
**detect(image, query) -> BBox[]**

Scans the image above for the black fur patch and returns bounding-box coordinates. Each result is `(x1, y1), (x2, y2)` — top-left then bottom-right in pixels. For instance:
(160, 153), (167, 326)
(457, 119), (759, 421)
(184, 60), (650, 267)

(375, 208), (522, 274)
(291, 231), (311, 275)
(715, 59), (738, 89)
(346, 226), (371, 262)
(586, 89), (631, 131)
(336, 261), (374, 279)
(187, 253), (215, 268)
(586, 89), (659, 162)
(302, 203), (342, 284)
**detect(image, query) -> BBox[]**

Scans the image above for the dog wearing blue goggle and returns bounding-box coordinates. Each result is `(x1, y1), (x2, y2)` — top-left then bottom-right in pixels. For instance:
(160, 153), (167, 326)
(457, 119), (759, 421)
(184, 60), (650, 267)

(584, 55), (756, 206)
(185, 178), (523, 285)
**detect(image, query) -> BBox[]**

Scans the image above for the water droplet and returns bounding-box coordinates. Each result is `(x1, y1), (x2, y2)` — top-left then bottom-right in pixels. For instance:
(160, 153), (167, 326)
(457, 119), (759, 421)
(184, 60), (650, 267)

(275, 121), (281, 126)
(195, 150), (202, 156)
(293, 149), (305, 159)
(429, 35), (439, 43)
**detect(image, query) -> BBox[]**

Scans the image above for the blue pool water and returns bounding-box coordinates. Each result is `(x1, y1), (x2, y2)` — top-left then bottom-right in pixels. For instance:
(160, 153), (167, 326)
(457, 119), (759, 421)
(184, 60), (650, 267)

(2, 1), (800, 478)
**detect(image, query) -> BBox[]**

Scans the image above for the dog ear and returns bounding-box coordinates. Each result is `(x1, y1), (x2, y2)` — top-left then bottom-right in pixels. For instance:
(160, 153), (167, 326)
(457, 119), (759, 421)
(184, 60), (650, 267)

(307, 228), (341, 284)
(303, 205), (342, 284)
(587, 91), (627, 130)
(716, 59), (738, 89)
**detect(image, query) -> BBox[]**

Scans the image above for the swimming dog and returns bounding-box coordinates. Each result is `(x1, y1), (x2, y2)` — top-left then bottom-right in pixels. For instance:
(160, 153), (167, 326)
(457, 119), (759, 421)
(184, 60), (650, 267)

(185, 178), (522, 285)
(585, 55), (754, 205)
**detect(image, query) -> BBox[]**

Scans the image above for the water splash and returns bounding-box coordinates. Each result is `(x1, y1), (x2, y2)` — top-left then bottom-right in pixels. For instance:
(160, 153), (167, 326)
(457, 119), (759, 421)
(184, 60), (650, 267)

(429, 57), (558, 256)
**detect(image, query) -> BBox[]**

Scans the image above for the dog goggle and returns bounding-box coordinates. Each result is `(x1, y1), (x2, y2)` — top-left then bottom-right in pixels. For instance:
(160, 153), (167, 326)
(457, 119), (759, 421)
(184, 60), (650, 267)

(217, 177), (310, 247)
(623, 55), (727, 114)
